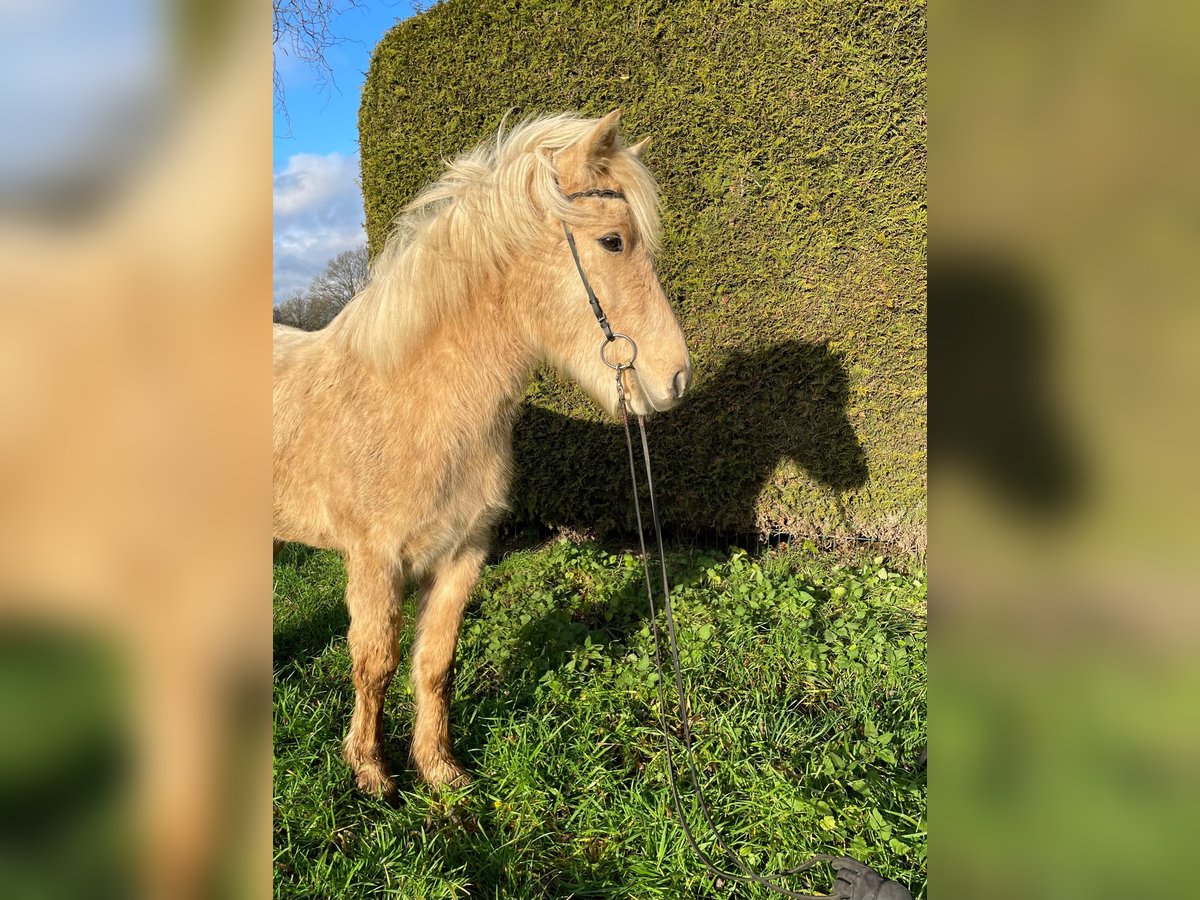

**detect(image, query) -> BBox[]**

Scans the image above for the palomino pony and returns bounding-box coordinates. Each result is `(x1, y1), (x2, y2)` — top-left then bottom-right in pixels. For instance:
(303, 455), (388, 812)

(273, 111), (691, 795)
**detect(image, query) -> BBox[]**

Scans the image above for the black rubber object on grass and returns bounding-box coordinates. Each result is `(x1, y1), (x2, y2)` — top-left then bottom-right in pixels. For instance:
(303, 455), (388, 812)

(829, 857), (914, 899)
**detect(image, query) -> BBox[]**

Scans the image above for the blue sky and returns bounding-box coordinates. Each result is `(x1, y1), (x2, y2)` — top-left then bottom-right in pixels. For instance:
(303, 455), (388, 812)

(273, 1), (417, 302)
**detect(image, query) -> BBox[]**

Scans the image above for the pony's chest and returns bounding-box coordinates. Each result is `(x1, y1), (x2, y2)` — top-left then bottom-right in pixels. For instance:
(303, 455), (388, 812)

(349, 396), (517, 556)
(400, 440), (511, 566)
(439, 437), (513, 514)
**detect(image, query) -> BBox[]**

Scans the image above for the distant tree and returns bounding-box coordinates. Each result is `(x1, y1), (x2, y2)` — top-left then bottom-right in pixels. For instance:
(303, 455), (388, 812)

(272, 289), (316, 330)
(273, 245), (369, 331)
(305, 246), (370, 326)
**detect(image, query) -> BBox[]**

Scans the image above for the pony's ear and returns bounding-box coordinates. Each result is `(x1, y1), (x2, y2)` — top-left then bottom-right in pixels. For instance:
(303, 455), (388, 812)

(556, 110), (624, 168)
(582, 109), (622, 159)
(556, 109), (623, 176)
(626, 136), (651, 157)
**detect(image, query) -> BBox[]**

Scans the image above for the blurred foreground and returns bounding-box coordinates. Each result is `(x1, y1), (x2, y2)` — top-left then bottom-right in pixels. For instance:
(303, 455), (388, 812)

(938, 1), (1200, 896)
(0, 2), (270, 899)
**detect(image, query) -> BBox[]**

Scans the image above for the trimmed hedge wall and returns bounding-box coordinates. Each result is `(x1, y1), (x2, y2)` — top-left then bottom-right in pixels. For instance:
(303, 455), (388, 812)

(359, 0), (926, 549)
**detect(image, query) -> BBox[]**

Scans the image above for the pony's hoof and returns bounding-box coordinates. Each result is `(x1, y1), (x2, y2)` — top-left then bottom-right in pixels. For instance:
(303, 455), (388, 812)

(418, 755), (471, 791)
(344, 744), (397, 799)
(353, 764), (398, 800)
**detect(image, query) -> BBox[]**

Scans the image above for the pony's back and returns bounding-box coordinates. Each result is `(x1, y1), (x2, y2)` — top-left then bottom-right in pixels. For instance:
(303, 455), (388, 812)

(272, 323), (327, 388)
(272, 324), (331, 461)
(273, 322), (310, 360)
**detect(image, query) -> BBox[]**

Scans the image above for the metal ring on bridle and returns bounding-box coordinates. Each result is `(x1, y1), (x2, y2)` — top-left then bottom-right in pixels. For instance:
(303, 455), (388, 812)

(601, 333), (637, 370)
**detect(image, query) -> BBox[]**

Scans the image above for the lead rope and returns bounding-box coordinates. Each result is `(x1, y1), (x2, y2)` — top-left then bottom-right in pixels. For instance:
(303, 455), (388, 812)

(562, 207), (910, 898)
(614, 363), (836, 898)
(611, 361), (913, 900)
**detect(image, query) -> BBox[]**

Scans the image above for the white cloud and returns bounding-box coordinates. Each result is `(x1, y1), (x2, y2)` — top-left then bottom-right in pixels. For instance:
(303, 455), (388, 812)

(273, 151), (367, 302)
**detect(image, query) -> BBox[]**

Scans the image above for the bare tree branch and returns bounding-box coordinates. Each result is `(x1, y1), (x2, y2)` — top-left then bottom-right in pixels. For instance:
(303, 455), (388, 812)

(273, 0), (363, 118)
(305, 247), (370, 326)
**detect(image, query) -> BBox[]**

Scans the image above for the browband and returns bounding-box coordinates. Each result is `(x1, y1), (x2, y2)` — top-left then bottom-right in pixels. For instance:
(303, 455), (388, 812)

(565, 189), (627, 202)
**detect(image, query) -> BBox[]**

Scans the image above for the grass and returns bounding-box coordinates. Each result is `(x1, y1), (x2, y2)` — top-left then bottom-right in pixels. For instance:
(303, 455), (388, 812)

(273, 539), (927, 898)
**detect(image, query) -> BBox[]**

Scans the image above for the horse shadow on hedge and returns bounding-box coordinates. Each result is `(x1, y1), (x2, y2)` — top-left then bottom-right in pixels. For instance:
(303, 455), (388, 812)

(508, 338), (869, 537)
(498, 339), (868, 690)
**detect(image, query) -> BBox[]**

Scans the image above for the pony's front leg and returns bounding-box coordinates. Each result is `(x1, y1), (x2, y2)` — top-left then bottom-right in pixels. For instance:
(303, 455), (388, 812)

(342, 552), (404, 798)
(410, 538), (487, 789)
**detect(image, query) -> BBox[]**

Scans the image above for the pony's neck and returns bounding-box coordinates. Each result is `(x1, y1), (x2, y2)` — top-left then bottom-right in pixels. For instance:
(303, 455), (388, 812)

(369, 265), (538, 428)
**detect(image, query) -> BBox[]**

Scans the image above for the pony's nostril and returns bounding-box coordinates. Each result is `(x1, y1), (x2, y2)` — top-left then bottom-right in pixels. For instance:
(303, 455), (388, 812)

(672, 368), (688, 400)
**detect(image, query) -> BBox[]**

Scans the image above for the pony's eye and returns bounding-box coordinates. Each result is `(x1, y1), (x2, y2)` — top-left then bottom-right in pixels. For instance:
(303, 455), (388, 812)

(598, 234), (624, 253)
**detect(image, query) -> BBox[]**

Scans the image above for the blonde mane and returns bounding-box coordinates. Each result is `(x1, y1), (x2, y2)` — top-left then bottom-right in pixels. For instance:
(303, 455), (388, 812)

(328, 113), (661, 371)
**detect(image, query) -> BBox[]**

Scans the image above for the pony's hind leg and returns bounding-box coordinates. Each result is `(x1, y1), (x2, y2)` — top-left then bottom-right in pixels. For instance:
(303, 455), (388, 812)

(410, 537), (487, 789)
(342, 552), (404, 798)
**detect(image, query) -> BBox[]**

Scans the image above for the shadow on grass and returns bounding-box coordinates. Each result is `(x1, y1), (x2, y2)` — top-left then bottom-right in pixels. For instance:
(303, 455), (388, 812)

(488, 547), (723, 708)
(272, 543), (350, 675)
(272, 602), (350, 677)
(272, 541), (323, 568)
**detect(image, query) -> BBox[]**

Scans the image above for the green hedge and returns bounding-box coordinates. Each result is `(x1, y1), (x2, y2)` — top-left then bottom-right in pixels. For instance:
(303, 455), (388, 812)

(359, 0), (926, 549)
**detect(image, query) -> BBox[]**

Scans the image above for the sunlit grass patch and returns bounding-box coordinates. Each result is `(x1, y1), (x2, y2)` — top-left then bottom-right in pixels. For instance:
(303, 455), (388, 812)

(273, 539), (926, 898)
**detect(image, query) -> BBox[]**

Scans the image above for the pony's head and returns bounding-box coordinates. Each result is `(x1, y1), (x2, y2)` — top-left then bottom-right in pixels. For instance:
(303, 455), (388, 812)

(339, 111), (690, 416)
(525, 110), (691, 416)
